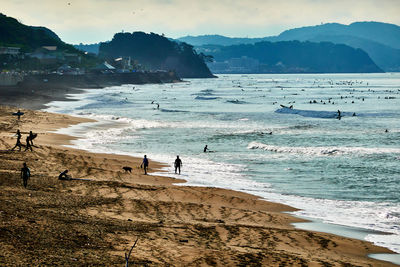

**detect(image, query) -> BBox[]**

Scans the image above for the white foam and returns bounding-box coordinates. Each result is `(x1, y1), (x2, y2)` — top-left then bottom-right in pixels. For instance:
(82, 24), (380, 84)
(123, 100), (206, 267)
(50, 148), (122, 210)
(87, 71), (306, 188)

(248, 141), (400, 156)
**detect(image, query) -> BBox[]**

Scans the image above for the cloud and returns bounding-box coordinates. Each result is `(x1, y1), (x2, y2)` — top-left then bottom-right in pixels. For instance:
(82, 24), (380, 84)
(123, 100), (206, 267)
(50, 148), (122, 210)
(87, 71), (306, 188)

(1, 0), (399, 43)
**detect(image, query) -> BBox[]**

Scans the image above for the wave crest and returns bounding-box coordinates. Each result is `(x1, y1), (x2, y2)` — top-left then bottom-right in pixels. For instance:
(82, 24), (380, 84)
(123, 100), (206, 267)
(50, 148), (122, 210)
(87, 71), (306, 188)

(247, 141), (400, 156)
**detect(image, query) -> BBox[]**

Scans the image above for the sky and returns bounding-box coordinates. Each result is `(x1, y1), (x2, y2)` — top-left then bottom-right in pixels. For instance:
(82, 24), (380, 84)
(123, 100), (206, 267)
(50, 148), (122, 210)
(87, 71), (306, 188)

(1, 0), (400, 44)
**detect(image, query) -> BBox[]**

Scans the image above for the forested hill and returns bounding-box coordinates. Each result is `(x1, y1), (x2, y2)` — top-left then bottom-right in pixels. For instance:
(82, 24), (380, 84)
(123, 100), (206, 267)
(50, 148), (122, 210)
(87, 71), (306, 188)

(178, 22), (400, 72)
(99, 32), (214, 78)
(203, 41), (383, 73)
(0, 13), (78, 53)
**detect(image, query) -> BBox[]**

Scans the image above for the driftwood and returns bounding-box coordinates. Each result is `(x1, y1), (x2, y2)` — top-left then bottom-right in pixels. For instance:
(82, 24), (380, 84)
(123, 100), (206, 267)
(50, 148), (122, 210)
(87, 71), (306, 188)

(125, 237), (139, 267)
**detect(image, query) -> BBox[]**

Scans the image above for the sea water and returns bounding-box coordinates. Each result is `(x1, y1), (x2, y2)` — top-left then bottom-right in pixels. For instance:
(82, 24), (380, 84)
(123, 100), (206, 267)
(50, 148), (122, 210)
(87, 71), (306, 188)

(45, 73), (400, 254)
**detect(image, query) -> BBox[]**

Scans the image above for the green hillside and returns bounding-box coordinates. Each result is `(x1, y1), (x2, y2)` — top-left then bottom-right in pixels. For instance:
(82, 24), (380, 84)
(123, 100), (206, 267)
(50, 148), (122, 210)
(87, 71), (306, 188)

(99, 32), (214, 78)
(0, 13), (76, 53)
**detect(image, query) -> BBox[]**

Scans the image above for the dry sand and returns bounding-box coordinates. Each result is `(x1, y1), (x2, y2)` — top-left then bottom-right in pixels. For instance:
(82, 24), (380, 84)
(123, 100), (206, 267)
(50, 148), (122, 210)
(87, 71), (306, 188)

(0, 105), (397, 266)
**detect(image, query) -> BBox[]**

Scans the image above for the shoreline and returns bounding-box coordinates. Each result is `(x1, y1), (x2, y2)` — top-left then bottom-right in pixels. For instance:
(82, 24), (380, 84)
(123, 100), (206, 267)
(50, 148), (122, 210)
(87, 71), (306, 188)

(0, 71), (181, 110)
(0, 87), (399, 265)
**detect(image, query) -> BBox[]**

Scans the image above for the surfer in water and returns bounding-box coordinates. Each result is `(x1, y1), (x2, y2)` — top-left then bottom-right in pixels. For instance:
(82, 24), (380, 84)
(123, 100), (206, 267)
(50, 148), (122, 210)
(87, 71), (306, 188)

(203, 145), (209, 153)
(337, 110), (342, 120)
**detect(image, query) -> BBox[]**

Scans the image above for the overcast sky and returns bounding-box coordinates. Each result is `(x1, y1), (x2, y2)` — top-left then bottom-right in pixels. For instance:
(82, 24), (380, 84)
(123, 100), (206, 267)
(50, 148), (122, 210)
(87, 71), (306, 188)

(1, 0), (400, 44)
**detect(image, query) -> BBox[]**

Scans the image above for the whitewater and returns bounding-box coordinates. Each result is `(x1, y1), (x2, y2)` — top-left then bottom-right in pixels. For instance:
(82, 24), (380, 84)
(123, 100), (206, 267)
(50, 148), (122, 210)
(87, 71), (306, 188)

(45, 73), (400, 255)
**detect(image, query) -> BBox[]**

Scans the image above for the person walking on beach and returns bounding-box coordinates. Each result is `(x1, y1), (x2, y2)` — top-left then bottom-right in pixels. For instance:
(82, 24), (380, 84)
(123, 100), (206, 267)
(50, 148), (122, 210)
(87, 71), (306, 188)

(25, 135), (33, 151)
(28, 131), (37, 146)
(21, 162), (30, 188)
(141, 155), (149, 175)
(174, 155), (182, 174)
(11, 130), (22, 151)
(15, 109), (23, 120)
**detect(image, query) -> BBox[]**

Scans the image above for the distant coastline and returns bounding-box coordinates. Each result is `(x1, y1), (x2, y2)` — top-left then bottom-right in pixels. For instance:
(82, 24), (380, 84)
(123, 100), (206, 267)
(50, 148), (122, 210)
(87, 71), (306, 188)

(0, 71), (181, 110)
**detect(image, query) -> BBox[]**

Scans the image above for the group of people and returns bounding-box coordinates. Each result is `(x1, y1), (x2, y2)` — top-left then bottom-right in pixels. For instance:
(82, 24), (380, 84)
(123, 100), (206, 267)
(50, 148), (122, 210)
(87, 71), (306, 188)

(11, 130), (37, 152)
(19, 164), (72, 188)
(139, 145), (212, 176)
(19, 146), (212, 188)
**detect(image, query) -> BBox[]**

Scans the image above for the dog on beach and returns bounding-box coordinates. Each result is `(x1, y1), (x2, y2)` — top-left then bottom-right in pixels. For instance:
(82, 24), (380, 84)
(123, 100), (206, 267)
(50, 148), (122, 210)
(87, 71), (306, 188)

(122, 166), (132, 173)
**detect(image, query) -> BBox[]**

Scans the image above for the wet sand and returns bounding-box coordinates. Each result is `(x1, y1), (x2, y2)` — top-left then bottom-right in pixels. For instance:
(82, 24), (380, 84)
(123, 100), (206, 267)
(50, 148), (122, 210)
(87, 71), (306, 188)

(0, 105), (398, 266)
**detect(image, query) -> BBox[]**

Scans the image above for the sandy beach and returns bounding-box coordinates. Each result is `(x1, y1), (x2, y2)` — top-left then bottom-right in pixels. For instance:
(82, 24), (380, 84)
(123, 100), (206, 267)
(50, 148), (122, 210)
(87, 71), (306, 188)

(0, 103), (398, 266)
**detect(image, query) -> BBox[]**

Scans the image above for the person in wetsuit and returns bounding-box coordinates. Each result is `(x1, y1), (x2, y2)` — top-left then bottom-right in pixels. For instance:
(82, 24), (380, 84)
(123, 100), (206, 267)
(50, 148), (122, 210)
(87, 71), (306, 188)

(28, 131), (37, 146)
(25, 135), (33, 151)
(174, 156), (182, 174)
(11, 130), (22, 151)
(203, 145), (209, 153)
(21, 162), (30, 188)
(58, 170), (71, 180)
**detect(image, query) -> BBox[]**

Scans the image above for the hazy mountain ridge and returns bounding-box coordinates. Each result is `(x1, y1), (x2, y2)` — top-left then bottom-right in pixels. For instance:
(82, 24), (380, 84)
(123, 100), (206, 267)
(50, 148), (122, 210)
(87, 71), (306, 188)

(278, 22), (400, 49)
(178, 21), (400, 71)
(202, 41), (382, 73)
(177, 35), (275, 46)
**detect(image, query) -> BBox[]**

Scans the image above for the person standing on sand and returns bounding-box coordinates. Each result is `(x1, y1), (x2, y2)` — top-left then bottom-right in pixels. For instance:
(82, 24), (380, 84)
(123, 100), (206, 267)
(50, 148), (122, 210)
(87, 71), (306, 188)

(174, 155), (182, 174)
(141, 155), (149, 175)
(11, 130), (22, 151)
(17, 109), (22, 120)
(21, 162), (30, 188)
(25, 135), (33, 151)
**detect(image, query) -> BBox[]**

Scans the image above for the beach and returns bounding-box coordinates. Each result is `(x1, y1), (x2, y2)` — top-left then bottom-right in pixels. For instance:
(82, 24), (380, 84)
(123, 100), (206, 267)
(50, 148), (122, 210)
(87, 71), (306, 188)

(0, 100), (398, 265)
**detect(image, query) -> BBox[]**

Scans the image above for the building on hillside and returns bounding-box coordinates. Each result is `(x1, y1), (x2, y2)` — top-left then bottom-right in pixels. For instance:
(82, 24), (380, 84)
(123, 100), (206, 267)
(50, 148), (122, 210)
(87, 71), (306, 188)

(42, 46), (57, 51)
(28, 47), (62, 65)
(0, 47), (21, 56)
(207, 56), (260, 73)
(57, 64), (83, 75)
(91, 61), (116, 73)
(27, 46), (81, 65)
(64, 53), (81, 64)
(28, 49), (58, 64)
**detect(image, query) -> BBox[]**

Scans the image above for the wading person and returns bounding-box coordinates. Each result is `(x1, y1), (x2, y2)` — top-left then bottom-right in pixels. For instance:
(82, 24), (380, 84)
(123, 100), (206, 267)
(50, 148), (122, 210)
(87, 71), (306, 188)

(174, 155), (182, 174)
(21, 162), (30, 188)
(141, 155), (149, 175)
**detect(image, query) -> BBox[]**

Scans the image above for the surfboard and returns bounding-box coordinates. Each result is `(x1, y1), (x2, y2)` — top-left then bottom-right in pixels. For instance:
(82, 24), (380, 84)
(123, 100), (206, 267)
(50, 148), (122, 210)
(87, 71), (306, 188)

(12, 111), (24, 116)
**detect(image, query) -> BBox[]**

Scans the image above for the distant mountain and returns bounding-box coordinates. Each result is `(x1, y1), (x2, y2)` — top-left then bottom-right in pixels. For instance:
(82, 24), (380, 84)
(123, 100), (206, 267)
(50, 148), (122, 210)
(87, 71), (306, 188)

(306, 35), (400, 72)
(278, 22), (400, 49)
(74, 43), (100, 54)
(99, 32), (214, 78)
(0, 13), (77, 53)
(202, 41), (383, 74)
(178, 22), (400, 71)
(177, 35), (274, 46)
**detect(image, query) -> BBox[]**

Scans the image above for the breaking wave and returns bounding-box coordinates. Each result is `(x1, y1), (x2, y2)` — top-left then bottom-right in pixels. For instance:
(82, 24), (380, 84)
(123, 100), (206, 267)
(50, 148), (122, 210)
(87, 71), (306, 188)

(247, 141), (400, 156)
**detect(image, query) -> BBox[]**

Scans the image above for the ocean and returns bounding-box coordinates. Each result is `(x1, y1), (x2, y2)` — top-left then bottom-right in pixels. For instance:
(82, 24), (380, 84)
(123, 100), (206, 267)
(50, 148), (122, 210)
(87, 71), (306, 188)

(45, 73), (400, 255)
